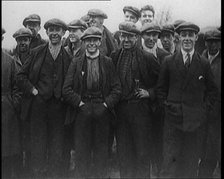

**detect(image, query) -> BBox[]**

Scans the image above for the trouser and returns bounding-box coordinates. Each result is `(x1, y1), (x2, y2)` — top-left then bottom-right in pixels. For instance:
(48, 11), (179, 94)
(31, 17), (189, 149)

(30, 95), (65, 177)
(74, 100), (112, 179)
(116, 100), (152, 178)
(160, 121), (204, 178)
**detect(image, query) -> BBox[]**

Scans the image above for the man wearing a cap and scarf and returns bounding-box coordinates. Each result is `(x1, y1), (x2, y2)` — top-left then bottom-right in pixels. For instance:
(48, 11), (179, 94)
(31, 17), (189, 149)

(23, 14), (46, 49)
(156, 22), (218, 178)
(16, 18), (72, 178)
(63, 26), (121, 178)
(2, 28), (22, 178)
(87, 8), (118, 57)
(198, 28), (221, 178)
(111, 21), (160, 178)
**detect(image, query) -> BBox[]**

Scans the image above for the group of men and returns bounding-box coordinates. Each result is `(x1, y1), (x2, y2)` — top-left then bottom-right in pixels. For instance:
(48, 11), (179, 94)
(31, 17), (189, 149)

(2, 4), (221, 179)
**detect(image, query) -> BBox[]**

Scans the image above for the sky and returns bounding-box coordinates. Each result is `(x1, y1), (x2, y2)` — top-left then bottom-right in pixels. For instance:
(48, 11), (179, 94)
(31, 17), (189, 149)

(2, 0), (221, 50)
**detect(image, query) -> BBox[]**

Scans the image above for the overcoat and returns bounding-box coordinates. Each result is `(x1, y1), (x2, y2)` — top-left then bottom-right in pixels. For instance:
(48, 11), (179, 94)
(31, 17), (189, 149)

(16, 43), (72, 121)
(156, 50), (218, 131)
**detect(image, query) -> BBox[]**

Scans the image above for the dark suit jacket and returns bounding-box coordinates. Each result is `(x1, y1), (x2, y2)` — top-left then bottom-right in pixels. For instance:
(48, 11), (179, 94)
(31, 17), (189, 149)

(156, 47), (171, 65)
(16, 43), (72, 121)
(110, 47), (160, 102)
(156, 50), (218, 131)
(62, 53), (121, 125)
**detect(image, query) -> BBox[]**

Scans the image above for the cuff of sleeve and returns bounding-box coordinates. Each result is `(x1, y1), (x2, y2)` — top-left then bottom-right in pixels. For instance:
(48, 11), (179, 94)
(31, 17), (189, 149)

(148, 88), (155, 101)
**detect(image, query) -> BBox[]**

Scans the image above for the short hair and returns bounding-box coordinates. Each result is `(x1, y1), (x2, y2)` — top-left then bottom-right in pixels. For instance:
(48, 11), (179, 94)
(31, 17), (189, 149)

(140, 5), (155, 17)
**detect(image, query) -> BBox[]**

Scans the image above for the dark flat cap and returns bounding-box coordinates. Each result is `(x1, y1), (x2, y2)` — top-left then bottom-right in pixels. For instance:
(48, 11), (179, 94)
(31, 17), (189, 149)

(44, 18), (67, 30)
(81, 26), (102, 40)
(176, 21), (200, 34)
(68, 19), (88, 30)
(204, 29), (221, 41)
(141, 22), (161, 34)
(88, 9), (108, 19)
(123, 6), (141, 19)
(161, 24), (175, 35)
(173, 19), (186, 29)
(2, 28), (6, 35)
(140, 5), (155, 16)
(23, 14), (41, 27)
(119, 21), (140, 35)
(13, 28), (32, 39)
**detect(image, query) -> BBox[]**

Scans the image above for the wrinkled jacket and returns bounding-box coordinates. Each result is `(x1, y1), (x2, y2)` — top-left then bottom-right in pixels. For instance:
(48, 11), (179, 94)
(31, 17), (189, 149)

(62, 53), (121, 125)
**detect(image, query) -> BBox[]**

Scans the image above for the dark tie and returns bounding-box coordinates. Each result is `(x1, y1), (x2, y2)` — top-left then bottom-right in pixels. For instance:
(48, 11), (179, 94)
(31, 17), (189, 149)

(185, 53), (191, 69)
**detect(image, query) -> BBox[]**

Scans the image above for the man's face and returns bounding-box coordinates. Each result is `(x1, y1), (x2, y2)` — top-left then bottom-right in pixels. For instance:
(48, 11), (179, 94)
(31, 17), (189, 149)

(84, 37), (101, 54)
(160, 32), (174, 52)
(68, 28), (84, 43)
(26, 21), (41, 37)
(89, 16), (104, 28)
(16, 36), (31, 53)
(142, 31), (159, 49)
(46, 26), (65, 45)
(140, 10), (154, 25)
(124, 11), (138, 23)
(205, 39), (221, 55)
(120, 32), (137, 50)
(179, 30), (198, 52)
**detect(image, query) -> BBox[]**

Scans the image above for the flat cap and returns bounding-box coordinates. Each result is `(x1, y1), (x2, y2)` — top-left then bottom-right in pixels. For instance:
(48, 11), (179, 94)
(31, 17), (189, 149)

(44, 18), (67, 30)
(141, 22), (161, 34)
(13, 28), (32, 39)
(173, 19), (186, 29)
(2, 28), (6, 35)
(176, 21), (200, 34)
(81, 26), (102, 40)
(87, 9), (108, 19)
(204, 29), (221, 41)
(161, 24), (175, 35)
(68, 19), (88, 30)
(123, 6), (141, 19)
(140, 5), (155, 15)
(23, 14), (41, 27)
(119, 21), (140, 35)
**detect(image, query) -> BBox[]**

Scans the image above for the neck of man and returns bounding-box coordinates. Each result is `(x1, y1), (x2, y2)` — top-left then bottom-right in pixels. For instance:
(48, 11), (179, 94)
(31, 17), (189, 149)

(71, 40), (81, 50)
(49, 40), (62, 48)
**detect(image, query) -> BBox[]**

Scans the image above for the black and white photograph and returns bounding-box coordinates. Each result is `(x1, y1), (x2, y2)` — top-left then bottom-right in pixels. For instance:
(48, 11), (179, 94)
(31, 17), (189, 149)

(2, 0), (221, 178)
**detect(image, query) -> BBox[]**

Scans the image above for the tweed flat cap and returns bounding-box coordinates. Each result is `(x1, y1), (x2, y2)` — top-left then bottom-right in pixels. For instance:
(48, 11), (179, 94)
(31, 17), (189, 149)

(123, 6), (141, 19)
(23, 14), (41, 27)
(2, 28), (6, 35)
(13, 28), (32, 39)
(141, 22), (161, 34)
(204, 29), (221, 41)
(140, 5), (155, 15)
(81, 27), (102, 40)
(161, 24), (175, 35)
(119, 21), (140, 35)
(87, 9), (108, 19)
(44, 18), (67, 30)
(68, 19), (88, 30)
(173, 19), (186, 29)
(175, 21), (200, 34)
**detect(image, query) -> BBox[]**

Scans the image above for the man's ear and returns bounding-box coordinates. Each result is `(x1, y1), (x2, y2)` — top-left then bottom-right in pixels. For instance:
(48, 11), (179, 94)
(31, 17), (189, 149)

(37, 25), (41, 32)
(97, 39), (101, 46)
(195, 34), (198, 41)
(62, 30), (66, 36)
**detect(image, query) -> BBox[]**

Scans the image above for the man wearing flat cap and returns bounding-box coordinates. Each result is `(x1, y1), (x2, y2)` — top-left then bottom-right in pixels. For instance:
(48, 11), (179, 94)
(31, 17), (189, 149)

(140, 5), (155, 26)
(160, 24), (176, 54)
(198, 28), (221, 179)
(63, 26), (121, 179)
(110, 21), (160, 178)
(140, 21), (170, 177)
(23, 14), (46, 49)
(17, 18), (72, 178)
(2, 27), (22, 179)
(88, 8), (118, 57)
(156, 22), (218, 178)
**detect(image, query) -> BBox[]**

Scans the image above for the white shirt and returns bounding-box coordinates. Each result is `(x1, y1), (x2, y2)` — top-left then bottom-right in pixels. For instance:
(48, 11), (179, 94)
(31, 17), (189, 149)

(181, 48), (195, 64)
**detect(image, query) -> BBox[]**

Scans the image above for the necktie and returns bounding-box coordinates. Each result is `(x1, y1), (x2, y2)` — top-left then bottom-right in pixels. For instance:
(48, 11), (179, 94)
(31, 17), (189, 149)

(185, 53), (191, 69)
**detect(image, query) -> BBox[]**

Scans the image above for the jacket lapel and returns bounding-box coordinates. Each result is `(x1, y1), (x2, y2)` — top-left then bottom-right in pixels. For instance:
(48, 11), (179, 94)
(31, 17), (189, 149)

(99, 54), (107, 92)
(174, 50), (186, 78)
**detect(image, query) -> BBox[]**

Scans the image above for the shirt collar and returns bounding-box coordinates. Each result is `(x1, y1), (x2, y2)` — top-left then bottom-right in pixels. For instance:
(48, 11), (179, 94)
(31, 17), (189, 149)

(181, 48), (195, 63)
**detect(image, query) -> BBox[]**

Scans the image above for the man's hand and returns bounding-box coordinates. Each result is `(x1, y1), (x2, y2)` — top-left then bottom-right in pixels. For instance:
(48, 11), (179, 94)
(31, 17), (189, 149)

(32, 88), (38, 96)
(79, 101), (85, 107)
(135, 88), (149, 98)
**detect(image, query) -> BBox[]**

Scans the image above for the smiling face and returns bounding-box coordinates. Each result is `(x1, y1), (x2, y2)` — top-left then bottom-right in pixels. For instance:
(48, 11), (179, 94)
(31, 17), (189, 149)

(142, 31), (159, 49)
(179, 30), (198, 52)
(84, 37), (101, 55)
(16, 36), (31, 53)
(26, 21), (41, 37)
(124, 11), (138, 23)
(120, 32), (137, 50)
(46, 25), (65, 45)
(68, 28), (84, 43)
(140, 10), (154, 25)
